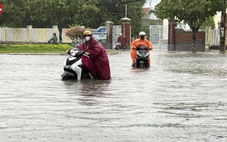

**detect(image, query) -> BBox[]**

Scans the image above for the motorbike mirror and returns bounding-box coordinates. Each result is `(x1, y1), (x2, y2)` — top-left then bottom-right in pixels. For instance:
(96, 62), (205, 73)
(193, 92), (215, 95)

(70, 49), (79, 57)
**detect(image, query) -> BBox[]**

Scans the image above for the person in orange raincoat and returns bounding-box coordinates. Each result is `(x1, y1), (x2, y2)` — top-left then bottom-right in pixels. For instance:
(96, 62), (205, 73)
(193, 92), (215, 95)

(130, 31), (153, 67)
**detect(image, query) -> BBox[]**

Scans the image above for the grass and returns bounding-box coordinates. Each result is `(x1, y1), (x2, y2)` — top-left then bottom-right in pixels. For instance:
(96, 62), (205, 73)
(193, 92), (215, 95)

(0, 44), (71, 54)
(0, 44), (121, 55)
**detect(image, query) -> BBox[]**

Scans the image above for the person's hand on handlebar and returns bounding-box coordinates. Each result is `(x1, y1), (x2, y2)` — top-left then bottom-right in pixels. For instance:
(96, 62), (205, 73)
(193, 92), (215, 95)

(147, 47), (153, 51)
(84, 52), (89, 56)
(65, 48), (71, 54)
(83, 52), (90, 57)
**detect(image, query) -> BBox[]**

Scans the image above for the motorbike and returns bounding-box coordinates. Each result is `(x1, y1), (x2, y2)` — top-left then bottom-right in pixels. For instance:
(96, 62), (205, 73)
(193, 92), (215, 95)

(61, 48), (92, 80)
(114, 42), (122, 50)
(135, 46), (150, 68)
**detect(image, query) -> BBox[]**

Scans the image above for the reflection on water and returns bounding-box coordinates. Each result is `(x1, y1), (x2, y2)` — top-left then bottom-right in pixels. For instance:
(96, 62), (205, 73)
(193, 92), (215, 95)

(0, 51), (226, 142)
(62, 80), (111, 106)
(165, 52), (227, 76)
(62, 79), (111, 96)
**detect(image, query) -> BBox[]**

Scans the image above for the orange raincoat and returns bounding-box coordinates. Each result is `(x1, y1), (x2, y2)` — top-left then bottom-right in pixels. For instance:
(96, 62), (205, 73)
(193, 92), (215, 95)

(130, 38), (153, 64)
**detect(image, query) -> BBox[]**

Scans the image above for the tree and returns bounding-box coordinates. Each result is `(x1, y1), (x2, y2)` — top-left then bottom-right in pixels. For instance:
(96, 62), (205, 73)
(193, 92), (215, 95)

(34, 0), (99, 43)
(0, 0), (33, 27)
(0, 0), (147, 42)
(200, 17), (215, 30)
(155, 0), (225, 52)
(0, 0), (99, 42)
(95, 0), (146, 37)
(127, 1), (146, 37)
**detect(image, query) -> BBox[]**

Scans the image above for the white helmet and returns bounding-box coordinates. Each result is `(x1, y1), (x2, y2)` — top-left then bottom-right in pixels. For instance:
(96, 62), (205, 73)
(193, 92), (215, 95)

(139, 31), (146, 36)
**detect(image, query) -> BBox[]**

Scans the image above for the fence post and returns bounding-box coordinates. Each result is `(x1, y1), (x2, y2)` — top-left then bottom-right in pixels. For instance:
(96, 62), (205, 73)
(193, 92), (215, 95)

(106, 21), (114, 49)
(27, 25), (32, 43)
(205, 26), (210, 51)
(4, 27), (7, 43)
(121, 17), (131, 49)
(1, 27), (6, 42)
(168, 19), (178, 51)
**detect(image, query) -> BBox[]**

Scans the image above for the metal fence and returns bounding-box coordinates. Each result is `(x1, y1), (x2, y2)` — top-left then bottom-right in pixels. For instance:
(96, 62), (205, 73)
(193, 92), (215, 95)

(149, 25), (168, 50)
(205, 27), (220, 47)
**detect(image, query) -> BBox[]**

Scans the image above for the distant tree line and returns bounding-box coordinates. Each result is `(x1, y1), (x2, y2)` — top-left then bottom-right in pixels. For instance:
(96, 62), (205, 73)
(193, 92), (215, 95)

(1, 0), (222, 49)
(0, 0), (146, 42)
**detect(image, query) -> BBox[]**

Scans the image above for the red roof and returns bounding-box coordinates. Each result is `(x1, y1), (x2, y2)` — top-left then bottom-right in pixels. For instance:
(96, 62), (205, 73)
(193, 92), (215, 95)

(142, 7), (152, 14)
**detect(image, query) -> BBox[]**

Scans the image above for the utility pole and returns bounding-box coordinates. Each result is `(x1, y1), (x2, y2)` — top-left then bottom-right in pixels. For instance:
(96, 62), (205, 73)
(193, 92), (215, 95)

(125, 4), (127, 18)
(220, 0), (226, 53)
(121, 0), (127, 18)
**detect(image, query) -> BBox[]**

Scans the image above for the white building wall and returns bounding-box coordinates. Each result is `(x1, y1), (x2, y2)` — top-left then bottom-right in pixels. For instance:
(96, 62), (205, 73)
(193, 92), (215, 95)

(214, 12), (221, 29)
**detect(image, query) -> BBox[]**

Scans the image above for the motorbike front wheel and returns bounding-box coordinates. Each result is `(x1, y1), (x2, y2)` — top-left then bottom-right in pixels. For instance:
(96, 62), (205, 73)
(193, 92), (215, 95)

(136, 60), (148, 68)
(61, 71), (77, 80)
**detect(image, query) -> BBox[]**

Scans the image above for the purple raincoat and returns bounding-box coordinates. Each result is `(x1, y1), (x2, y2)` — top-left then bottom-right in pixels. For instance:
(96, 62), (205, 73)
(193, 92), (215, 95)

(77, 36), (111, 80)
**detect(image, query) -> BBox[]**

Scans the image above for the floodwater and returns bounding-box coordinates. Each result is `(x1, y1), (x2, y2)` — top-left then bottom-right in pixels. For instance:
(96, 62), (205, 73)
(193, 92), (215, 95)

(0, 50), (227, 142)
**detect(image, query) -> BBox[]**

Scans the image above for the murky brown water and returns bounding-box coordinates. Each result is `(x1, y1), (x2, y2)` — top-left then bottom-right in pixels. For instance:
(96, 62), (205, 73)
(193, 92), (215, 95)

(0, 50), (227, 142)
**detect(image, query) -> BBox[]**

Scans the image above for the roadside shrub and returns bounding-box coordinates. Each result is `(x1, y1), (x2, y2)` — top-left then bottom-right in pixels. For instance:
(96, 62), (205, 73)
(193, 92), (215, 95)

(0, 44), (71, 53)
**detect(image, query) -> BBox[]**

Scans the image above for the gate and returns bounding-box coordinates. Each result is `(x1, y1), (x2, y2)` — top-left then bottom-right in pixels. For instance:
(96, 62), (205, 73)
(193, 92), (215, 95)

(205, 27), (220, 50)
(149, 25), (162, 49)
(112, 25), (122, 49)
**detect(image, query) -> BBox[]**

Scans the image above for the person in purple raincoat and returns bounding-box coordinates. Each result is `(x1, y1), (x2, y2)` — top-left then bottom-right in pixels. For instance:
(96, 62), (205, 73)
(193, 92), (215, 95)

(77, 30), (111, 80)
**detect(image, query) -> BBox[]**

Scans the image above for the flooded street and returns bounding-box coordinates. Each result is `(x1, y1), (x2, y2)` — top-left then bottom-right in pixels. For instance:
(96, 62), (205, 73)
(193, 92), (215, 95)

(0, 50), (227, 142)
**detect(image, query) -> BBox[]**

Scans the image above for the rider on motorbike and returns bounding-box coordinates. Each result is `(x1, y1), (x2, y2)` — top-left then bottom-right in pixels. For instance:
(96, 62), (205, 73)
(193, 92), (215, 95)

(76, 30), (111, 80)
(48, 33), (58, 44)
(130, 31), (153, 67)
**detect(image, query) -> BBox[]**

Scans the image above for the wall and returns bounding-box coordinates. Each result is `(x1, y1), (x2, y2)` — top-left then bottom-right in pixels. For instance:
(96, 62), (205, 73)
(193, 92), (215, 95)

(173, 28), (205, 51)
(168, 20), (206, 52)
(0, 26), (108, 45)
(0, 26), (72, 44)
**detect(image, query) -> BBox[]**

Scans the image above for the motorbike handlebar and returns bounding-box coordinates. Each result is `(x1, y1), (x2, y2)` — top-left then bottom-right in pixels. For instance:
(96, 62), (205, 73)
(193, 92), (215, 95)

(66, 48), (85, 57)
(132, 46), (151, 50)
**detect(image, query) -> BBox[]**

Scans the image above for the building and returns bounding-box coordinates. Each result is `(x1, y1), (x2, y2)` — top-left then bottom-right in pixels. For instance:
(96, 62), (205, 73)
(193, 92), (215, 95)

(142, 0), (168, 50)
(142, 0), (162, 26)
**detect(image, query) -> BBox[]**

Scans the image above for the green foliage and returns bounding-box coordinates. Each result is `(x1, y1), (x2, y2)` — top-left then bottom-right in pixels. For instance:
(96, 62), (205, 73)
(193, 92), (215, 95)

(155, 0), (225, 52)
(155, 0), (225, 32)
(140, 25), (150, 39)
(0, 0), (99, 28)
(127, 1), (146, 37)
(98, 39), (106, 44)
(0, 44), (118, 54)
(0, 0), (146, 38)
(200, 17), (215, 30)
(0, 44), (71, 53)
